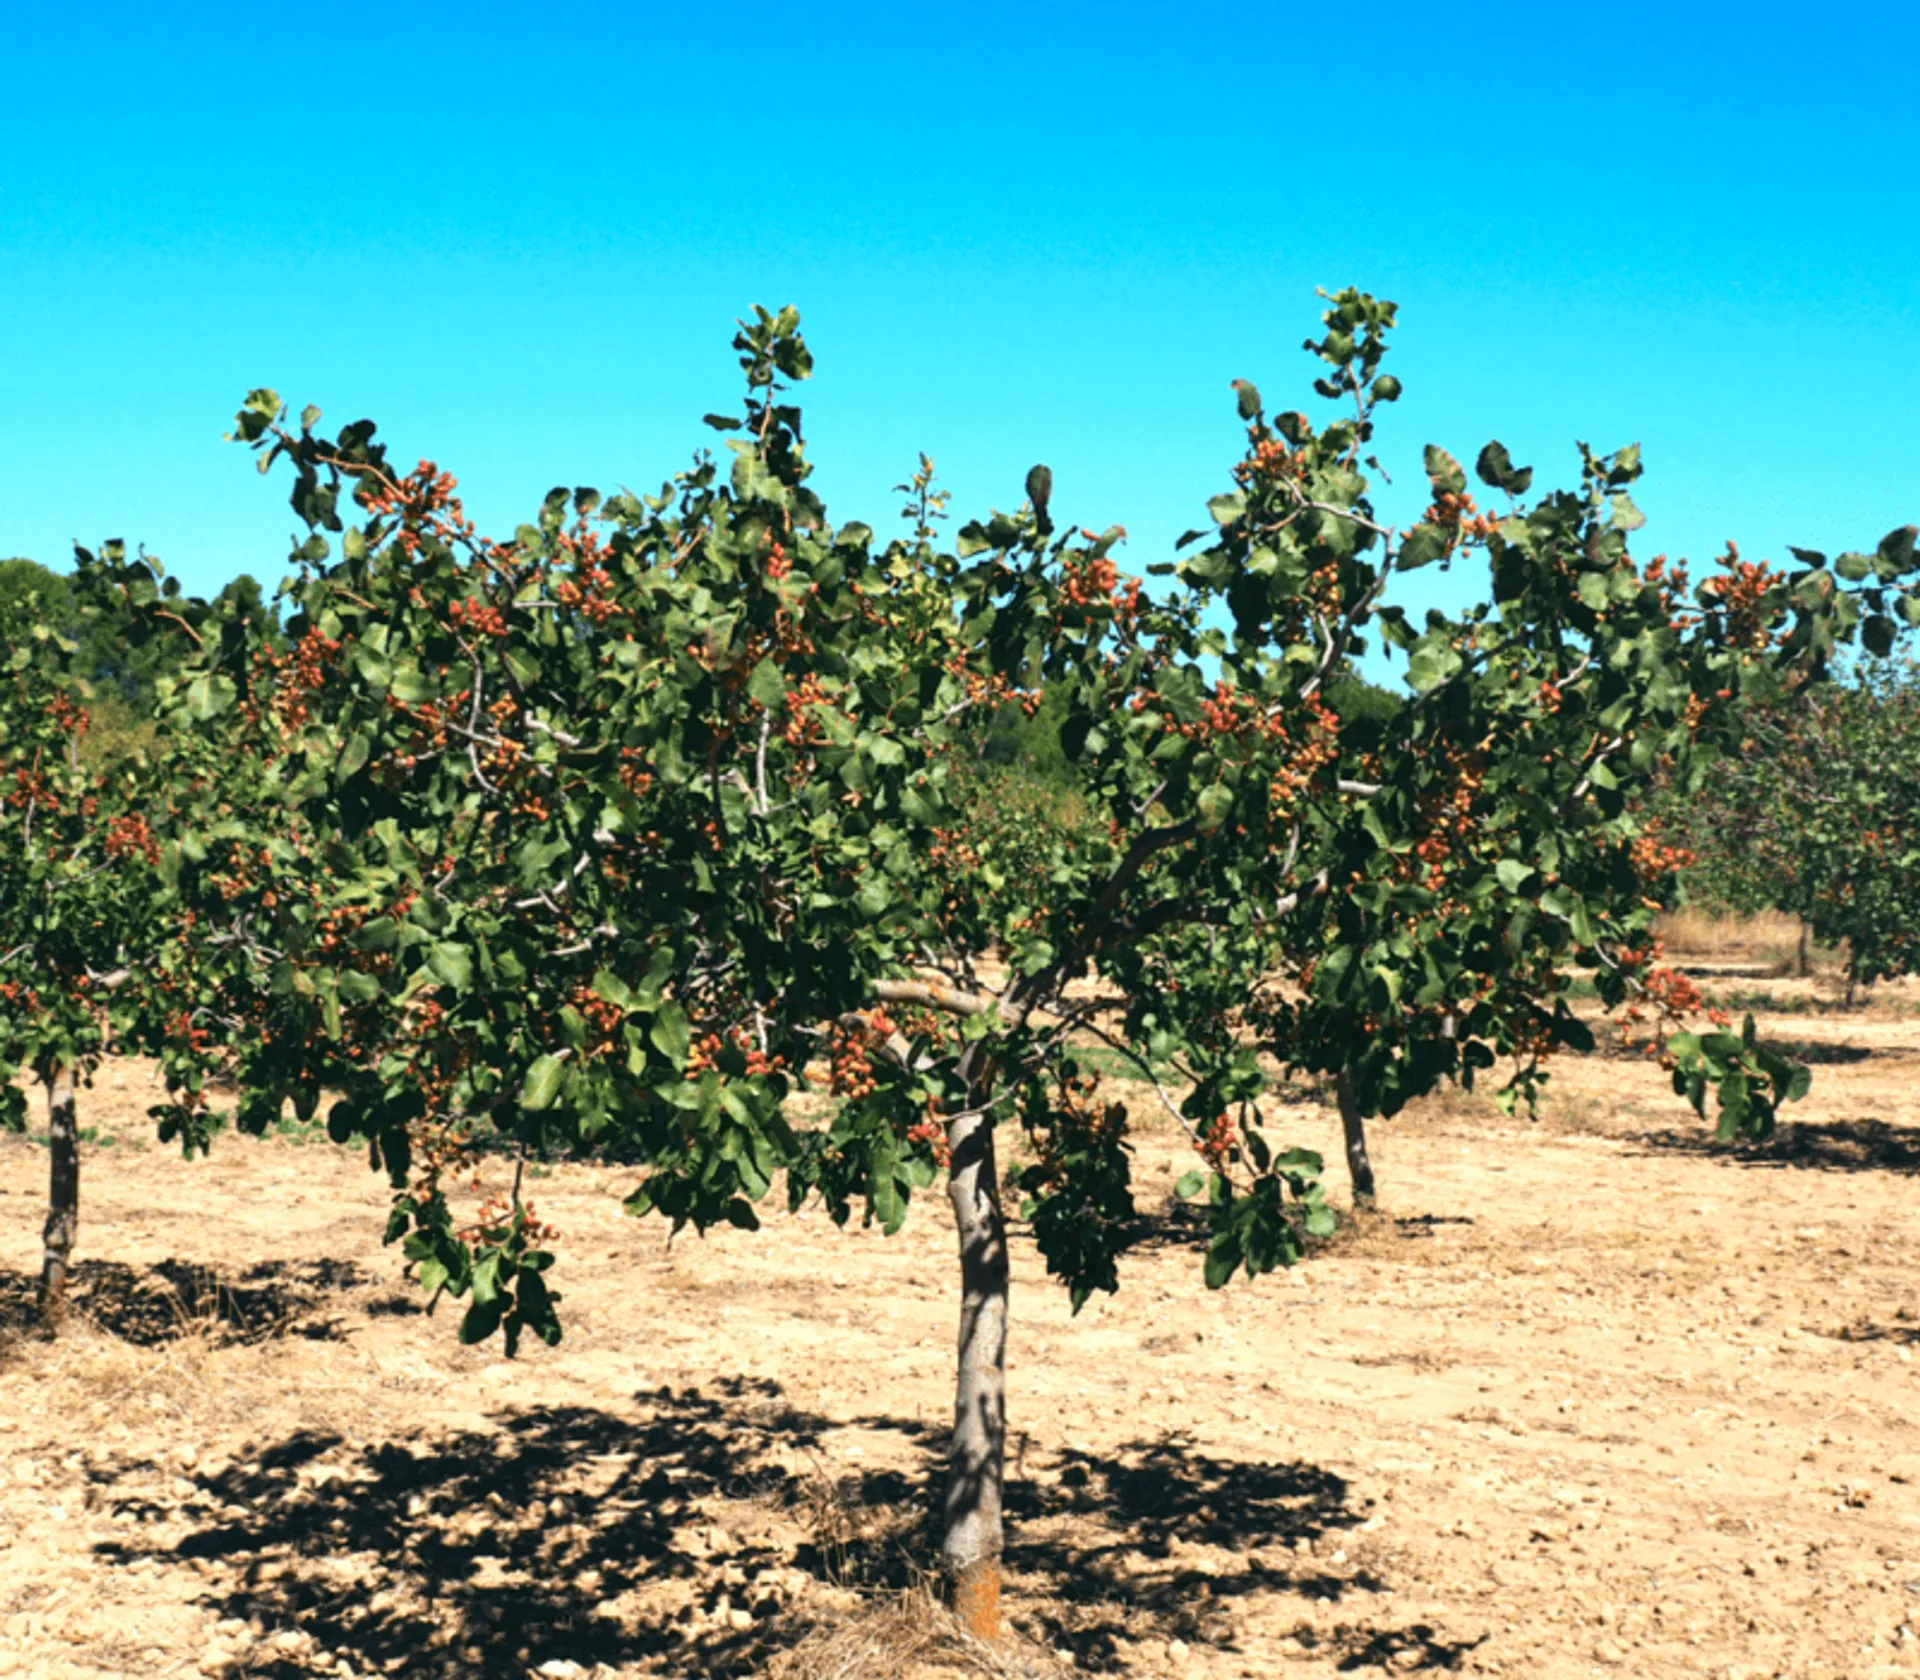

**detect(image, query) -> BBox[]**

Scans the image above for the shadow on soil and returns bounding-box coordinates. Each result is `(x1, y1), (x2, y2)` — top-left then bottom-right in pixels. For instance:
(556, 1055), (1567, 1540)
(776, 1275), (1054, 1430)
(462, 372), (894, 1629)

(1673, 962), (1785, 981)
(1834, 1313), (1920, 1347)
(1633, 1116), (1920, 1175)
(86, 1376), (1475, 1676)
(0, 1257), (378, 1346)
(1763, 1038), (1885, 1066)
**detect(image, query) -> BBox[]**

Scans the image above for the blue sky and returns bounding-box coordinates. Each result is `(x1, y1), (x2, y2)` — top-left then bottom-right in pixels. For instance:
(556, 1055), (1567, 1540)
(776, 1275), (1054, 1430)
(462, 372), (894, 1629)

(4, 1), (1916, 680)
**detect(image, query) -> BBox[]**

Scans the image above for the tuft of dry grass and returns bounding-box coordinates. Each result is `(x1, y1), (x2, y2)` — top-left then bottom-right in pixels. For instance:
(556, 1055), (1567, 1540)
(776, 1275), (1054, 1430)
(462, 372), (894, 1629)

(768, 1588), (1070, 1680)
(25, 1311), (230, 1425)
(1657, 907), (1808, 968)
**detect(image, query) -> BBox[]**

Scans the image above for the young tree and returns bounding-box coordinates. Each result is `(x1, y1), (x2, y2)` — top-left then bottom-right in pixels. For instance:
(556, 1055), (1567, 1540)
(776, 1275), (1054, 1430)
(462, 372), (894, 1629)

(0, 555), (168, 1327)
(117, 293), (1912, 1638)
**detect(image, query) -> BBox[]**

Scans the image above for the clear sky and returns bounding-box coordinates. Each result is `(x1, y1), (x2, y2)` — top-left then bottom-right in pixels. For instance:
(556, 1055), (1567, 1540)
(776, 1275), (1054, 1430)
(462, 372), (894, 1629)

(4, 1), (1915, 679)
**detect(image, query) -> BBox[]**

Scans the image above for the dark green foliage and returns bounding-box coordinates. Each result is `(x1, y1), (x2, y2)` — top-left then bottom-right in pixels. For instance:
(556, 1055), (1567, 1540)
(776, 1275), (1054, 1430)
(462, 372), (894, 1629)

(61, 290), (1920, 1342)
(1671, 658), (1920, 992)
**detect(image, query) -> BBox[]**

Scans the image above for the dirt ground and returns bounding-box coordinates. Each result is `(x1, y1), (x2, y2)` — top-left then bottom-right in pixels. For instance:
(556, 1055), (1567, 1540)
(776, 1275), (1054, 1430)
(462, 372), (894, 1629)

(3, 959), (1918, 1680)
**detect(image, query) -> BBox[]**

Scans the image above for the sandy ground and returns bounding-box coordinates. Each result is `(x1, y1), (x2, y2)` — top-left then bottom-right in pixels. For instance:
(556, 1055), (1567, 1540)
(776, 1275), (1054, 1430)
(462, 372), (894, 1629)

(2, 967), (1918, 1680)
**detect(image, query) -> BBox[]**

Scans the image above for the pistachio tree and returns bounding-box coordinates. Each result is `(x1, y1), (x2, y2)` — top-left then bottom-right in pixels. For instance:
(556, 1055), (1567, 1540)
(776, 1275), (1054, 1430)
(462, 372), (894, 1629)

(0, 559), (170, 1326)
(115, 292), (1914, 1637)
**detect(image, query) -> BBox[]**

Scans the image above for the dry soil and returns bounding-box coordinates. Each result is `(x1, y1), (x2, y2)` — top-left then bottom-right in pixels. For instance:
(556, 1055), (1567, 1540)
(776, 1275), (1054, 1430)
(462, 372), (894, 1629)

(2, 965), (1917, 1680)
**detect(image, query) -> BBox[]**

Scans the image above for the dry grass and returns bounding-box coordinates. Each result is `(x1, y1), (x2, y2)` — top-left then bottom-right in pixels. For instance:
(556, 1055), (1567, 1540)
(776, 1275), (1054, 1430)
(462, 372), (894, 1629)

(1656, 906), (1807, 967)
(787, 1461), (927, 1591)
(13, 1308), (231, 1428)
(767, 1589), (1069, 1680)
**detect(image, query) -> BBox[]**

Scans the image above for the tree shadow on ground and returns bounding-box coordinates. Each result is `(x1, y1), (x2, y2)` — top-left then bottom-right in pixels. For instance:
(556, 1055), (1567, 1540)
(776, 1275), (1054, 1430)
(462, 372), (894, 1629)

(85, 1376), (1473, 1677)
(1833, 1313), (1920, 1346)
(1118, 1194), (1467, 1261)
(1632, 1116), (1920, 1175)
(1118, 1196), (1212, 1255)
(1003, 1434), (1384, 1666)
(0, 1256), (375, 1345)
(1592, 1028), (1886, 1068)
(1764, 1038), (1883, 1066)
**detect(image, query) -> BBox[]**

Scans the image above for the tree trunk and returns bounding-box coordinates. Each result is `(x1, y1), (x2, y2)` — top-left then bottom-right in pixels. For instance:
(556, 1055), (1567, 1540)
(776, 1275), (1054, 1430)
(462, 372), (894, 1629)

(1796, 920), (1811, 979)
(1334, 1071), (1377, 1211)
(942, 1102), (1009, 1640)
(38, 1064), (79, 1332)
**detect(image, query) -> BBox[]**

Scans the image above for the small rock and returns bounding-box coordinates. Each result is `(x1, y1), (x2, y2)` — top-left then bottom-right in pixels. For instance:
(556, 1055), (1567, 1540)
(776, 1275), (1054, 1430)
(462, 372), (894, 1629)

(536, 1662), (584, 1679)
(1165, 1638), (1190, 1663)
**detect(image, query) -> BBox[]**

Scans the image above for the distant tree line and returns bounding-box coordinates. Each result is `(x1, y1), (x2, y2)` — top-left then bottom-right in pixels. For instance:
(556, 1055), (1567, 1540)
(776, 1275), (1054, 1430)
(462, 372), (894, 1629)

(0, 556), (280, 761)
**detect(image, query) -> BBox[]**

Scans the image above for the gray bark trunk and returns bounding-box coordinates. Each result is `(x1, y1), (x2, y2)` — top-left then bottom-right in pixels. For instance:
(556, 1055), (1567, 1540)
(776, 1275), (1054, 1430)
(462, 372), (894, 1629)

(1797, 920), (1811, 979)
(942, 1101), (1008, 1639)
(38, 1064), (78, 1331)
(1334, 1071), (1377, 1210)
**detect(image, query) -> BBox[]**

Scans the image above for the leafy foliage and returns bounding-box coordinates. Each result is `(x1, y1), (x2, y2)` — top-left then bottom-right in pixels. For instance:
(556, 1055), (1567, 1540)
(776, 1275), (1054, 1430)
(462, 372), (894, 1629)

(1669, 655), (1920, 993)
(0, 547), (166, 1125)
(79, 288), (1914, 1333)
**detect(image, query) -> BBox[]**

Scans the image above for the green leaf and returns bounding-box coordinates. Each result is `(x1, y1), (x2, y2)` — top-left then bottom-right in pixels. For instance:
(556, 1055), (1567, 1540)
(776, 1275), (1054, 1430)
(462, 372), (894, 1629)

(1398, 524), (1448, 571)
(1422, 444), (1466, 496)
(521, 1054), (566, 1112)
(351, 642), (394, 690)
(1609, 493), (1646, 532)
(1877, 524), (1917, 573)
(1474, 441), (1533, 497)
(427, 943), (473, 992)
(591, 970), (635, 1011)
(1715, 1069), (1751, 1142)
(747, 658), (786, 710)
(650, 1003), (691, 1069)
(459, 1296), (504, 1345)
(1203, 1231), (1241, 1290)
(336, 732), (371, 781)
(184, 674), (236, 720)
(1495, 859), (1535, 893)
(1173, 1169), (1205, 1199)
(1407, 639), (1462, 695)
